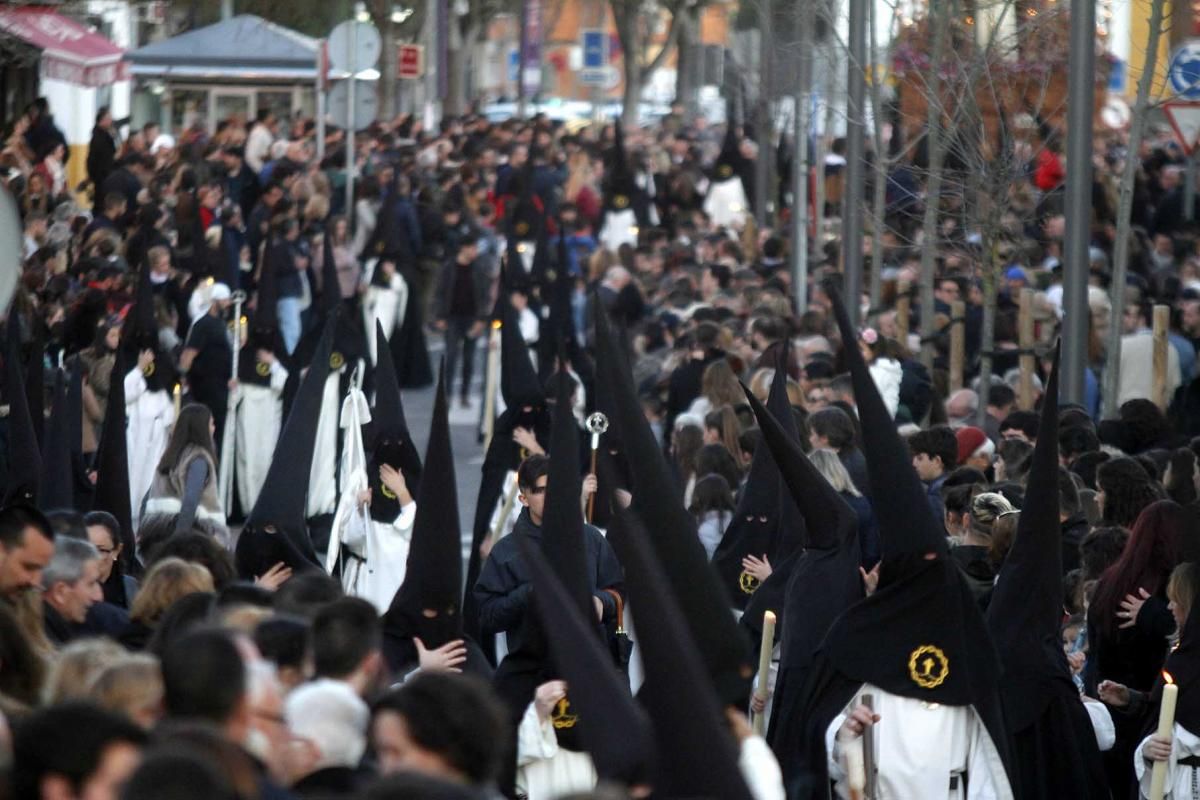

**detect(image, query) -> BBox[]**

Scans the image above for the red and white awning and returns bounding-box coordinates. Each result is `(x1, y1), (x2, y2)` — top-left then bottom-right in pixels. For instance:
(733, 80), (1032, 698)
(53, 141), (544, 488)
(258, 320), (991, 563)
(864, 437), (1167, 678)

(0, 7), (127, 88)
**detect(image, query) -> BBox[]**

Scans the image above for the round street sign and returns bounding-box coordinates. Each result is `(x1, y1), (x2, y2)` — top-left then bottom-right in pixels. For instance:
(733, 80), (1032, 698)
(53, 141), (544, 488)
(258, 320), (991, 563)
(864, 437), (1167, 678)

(1168, 41), (1200, 99)
(328, 19), (382, 74)
(327, 78), (379, 131)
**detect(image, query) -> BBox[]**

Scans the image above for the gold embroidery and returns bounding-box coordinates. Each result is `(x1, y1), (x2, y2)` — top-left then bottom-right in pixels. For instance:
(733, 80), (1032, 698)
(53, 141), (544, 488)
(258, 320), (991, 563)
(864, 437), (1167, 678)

(255, 361), (270, 377)
(908, 645), (949, 689)
(330, 351), (345, 370)
(613, 194), (629, 209)
(739, 570), (761, 595)
(550, 697), (578, 729)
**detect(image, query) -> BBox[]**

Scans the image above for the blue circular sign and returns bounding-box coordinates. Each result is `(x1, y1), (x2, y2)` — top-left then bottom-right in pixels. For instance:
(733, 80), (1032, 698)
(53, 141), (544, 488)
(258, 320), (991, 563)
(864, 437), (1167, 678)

(1169, 42), (1200, 99)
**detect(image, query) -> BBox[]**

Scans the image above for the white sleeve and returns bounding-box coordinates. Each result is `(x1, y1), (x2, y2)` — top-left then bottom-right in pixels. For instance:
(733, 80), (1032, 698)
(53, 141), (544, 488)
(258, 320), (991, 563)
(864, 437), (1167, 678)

(739, 736), (786, 800)
(516, 701), (558, 767)
(823, 713), (852, 800)
(392, 502), (416, 535)
(269, 360), (289, 393)
(1081, 697), (1116, 751)
(124, 367), (147, 404)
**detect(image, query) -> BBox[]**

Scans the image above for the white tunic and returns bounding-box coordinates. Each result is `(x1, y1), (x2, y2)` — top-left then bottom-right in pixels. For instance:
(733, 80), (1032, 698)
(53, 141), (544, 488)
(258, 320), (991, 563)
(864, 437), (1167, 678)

(704, 177), (750, 230)
(124, 367), (174, 526)
(598, 208), (639, 253)
(825, 685), (1013, 800)
(361, 264), (409, 367)
(1136, 723), (1200, 799)
(234, 361), (289, 514)
(307, 366), (347, 518)
(515, 701), (598, 800)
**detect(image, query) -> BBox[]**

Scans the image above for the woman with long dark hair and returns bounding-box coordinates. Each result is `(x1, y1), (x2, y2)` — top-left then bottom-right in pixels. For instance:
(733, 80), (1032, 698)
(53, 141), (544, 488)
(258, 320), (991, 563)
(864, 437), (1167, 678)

(1097, 456), (1165, 528)
(1087, 499), (1193, 792)
(142, 404), (228, 545)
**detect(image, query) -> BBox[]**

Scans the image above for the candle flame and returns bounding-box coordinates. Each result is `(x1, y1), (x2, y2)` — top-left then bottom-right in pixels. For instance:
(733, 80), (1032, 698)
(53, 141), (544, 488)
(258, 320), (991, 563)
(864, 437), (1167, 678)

(1164, 670), (1175, 686)
(491, 320), (502, 330)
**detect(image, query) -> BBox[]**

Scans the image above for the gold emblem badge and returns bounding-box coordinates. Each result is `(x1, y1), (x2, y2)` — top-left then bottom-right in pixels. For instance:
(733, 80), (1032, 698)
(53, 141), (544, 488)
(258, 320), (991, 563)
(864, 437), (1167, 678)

(545, 269), (557, 282)
(613, 194), (630, 209)
(142, 361), (155, 377)
(330, 351), (345, 370)
(718, 164), (733, 179)
(515, 221), (530, 236)
(739, 570), (761, 595)
(256, 361), (271, 377)
(380, 483), (397, 500)
(550, 697), (578, 729)
(908, 645), (949, 689)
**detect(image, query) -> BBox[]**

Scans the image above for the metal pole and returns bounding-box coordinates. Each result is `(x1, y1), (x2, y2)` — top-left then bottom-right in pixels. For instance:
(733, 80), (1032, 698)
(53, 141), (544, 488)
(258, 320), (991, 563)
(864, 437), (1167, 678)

(316, 43), (326, 161)
(1061, 0), (1096, 404)
(791, 0), (813, 316)
(842, 0), (867, 326)
(345, 22), (357, 228)
(754, 0), (772, 227)
(1187, 153), (1197, 221)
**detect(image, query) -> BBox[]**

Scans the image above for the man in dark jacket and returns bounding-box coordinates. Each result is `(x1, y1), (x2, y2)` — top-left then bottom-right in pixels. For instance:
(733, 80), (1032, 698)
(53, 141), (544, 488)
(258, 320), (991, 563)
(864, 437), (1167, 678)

(86, 107), (118, 193)
(474, 454), (624, 656)
(434, 237), (493, 407)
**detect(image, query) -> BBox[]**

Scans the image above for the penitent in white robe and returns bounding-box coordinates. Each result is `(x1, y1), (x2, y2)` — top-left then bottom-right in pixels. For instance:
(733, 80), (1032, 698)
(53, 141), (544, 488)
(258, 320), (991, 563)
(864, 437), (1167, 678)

(598, 208), (639, 253)
(234, 360), (289, 514)
(307, 363), (349, 519)
(514, 699), (785, 800)
(125, 367), (175, 527)
(326, 382), (416, 613)
(361, 262), (409, 366)
(1136, 722), (1200, 799)
(824, 685), (1013, 800)
(704, 177), (750, 230)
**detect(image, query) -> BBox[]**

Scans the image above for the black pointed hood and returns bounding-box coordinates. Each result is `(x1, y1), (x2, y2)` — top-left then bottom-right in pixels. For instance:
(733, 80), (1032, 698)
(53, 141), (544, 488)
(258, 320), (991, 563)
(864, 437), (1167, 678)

(506, 158), (543, 241)
(500, 295), (542, 409)
(594, 304), (753, 705)
(519, 535), (655, 786)
(603, 119), (639, 207)
(37, 369), (73, 511)
(4, 313), (40, 505)
(386, 363), (463, 648)
(541, 365), (590, 618)
(986, 343), (1069, 728)
(370, 320), (422, 522)
(606, 509), (755, 800)
(127, 262), (177, 392)
(253, 242), (282, 339)
(818, 281), (1004, 706)
(712, 361), (807, 607)
(712, 107), (745, 183)
(320, 228), (341, 315)
(92, 349), (136, 574)
(236, 318), (336, 576)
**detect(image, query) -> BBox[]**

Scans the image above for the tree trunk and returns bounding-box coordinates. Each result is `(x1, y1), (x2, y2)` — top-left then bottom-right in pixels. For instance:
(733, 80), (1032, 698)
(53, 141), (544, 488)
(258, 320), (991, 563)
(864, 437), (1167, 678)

(380, 13), (397, 119)
(867, 0), (889, 317)
(976, 238), (998, 427)
(615, 1), (639, 126)
(917, 0), (949, 370)
(1104, 0), (1166, 418)
(675, 7), (696, 113)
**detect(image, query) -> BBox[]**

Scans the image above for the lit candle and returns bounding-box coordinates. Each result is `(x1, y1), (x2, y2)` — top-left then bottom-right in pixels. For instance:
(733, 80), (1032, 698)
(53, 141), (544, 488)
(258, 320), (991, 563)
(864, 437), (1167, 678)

(752, 610), (776, 736)
(1150, 671), (1179, 800)
(173, 384), (181, 418)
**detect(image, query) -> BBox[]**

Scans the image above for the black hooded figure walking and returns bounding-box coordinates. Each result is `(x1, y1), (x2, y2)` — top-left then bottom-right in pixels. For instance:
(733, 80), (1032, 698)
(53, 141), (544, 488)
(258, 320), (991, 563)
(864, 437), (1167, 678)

(597, 120), (653, 253)
(712, 355), (807, 611)
(985, 344), (1110, 798)
(381, 361), (490, 677)
(234, 318), (335, 580)
(4, 312), (40, 506)
(737, 374), (863, 781)
(789, 285), (1016, 800)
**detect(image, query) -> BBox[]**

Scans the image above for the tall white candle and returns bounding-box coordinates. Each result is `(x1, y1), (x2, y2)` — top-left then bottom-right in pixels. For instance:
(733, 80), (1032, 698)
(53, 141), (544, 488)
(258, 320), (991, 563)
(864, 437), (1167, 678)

(1149, 673), (1179, 800)
(752, 611), (776, 736)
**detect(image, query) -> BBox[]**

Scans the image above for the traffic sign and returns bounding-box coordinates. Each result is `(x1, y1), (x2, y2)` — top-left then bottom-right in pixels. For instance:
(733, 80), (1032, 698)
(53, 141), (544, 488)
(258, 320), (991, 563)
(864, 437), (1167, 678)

(328, 19), (382, 73)
(1169, 41), (1200, 99)
(398, 44), (424, 79)
(1164, 101), (1200, 154)
(327, 78), (379, 131)
(580, 66), (619, 89)
(581, 29), (606, 70)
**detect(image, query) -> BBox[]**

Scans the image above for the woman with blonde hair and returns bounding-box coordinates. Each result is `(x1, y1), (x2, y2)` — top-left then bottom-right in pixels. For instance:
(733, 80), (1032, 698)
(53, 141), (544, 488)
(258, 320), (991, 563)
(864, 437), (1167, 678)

(42, 638), (126, 705)
(123, 558), (215, 650)
(563, 151), (601, 226)
(88, 654), (163, 729)
(688, 359), (744, 418)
